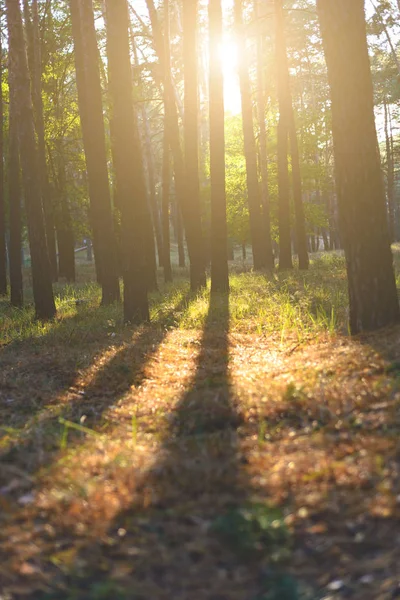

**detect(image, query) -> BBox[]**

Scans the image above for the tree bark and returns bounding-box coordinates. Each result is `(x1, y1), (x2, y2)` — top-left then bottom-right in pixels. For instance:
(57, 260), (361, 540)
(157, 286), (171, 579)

(69, 0), (120, 305)
(209, 0), (229, 293)
(162, 117), (173, 282)
(275, 0), (308, 270)
(6, 0), (56, 319)
(235, 0), (271, 271)
(384, 97), (395, 243)
(183, 0), (207, 290)
(23, 0), (58, 281)
(317, 0), (399, 333)
(8, 54), (23, 308)
(105, 0), (149, 323)
(0, 36), (7, 296)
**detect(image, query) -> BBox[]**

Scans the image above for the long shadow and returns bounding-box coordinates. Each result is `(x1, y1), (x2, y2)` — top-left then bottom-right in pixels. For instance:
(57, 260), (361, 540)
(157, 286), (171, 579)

(35, 292), (286, 599)
(0, 291), (194, 492)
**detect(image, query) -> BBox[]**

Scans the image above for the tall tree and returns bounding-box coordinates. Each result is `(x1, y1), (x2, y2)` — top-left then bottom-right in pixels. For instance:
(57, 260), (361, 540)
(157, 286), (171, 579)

(235, 0), (272, 271)
(209, 0), (229, 293)
(105, 0), (149, 323)
(255, 0), (274, 271)
(183, 0), (206, 290)
(8, 47), (23, 308)
(275, 0), (309, 270)
(162, 117), (173, 283)
(69, 0), (120, 304)
(0, 34), (7, 296)
(23, 0), (58, 280)
(317, 0), (399, 333)
(6, 0), (56, 319)
(146, 0), (206, 292)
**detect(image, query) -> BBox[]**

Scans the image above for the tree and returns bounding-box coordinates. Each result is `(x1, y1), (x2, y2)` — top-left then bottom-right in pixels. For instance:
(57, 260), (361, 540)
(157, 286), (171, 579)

(6, 0), (56, 319)
(23, 0), (58, 281)
(105, 0), (150, 323)
(69, 0), (120, 305)
(317, 0), (399, 333)
(0, 34), (7, 296)
(183, 0), (207, 290)
(8, 41), (23, 308)
(235, 0), (272, 271)
(209, 0), (229, 293)
(275, 0), (308, 270)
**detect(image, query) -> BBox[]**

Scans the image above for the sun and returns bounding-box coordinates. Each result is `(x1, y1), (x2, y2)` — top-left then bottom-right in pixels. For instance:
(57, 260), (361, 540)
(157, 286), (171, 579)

(219, 37), (242, 115)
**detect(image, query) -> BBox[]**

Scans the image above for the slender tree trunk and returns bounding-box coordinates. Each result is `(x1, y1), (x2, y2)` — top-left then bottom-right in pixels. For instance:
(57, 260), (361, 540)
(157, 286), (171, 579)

(384, 97), (395, 243)
(146, 0), (205, 290)
(55, 148), (75, 282)
(23, 0), (58, 281)
(275, 0), (292, 270)
(8, 55), (23, 308)
(105, 0), (149, 323)
(162, 119), (173, 282)
(176, 203), (186, 268)
(6, 0), (56, 319)
(209, 0), (229, 293)
(69, 0), (120, 305)
(275, 0), (308, 270)
(317, 0), (399, 333)
(183, 0), (207, 290)
(0, 36), (7, 296)
(255, 0), (274, 270)
(235, 0), (271, 271)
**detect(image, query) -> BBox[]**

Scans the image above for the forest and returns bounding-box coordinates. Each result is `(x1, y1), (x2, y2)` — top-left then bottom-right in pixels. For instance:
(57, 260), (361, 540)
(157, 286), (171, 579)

(1, 0), (400, 598)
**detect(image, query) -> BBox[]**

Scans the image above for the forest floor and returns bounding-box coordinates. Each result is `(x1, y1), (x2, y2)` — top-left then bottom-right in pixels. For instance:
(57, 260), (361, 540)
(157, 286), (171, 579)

(1, 251), (400, 599)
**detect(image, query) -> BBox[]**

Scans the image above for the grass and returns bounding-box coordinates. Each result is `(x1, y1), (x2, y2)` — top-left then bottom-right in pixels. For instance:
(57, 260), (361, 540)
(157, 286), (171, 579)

(1, 249), (400, 599)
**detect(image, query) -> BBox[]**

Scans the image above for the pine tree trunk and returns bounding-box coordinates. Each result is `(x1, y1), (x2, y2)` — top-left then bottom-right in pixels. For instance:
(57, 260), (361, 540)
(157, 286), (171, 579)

(146, 0), (205, 290)
(0, 37), (7, 296)
(384, 97), (395, 243)
(69, 0), (120, 305)
(55, 149), (75, 282)
(176, 203), (186, 268)
(317, 0), (399, 333)
(105, 0), (149, 324)
(275, 0), (292, 270)
(209, 0), (229, 293)
(275, 0), (308, 270)
(235, 0), (271, 271)
(23, 0), (58, 281)
(183, 0), (207, 290)
(6, 0), (56, 319)
(255, 0), (274, 270)
(8, 61), (23, 308)
(162, 119), (173, 282)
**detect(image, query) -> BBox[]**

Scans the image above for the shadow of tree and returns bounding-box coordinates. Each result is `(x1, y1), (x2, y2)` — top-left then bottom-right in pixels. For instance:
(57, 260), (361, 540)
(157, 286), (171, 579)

(0, 291), (194, 490)
(30, 292), (285, 600)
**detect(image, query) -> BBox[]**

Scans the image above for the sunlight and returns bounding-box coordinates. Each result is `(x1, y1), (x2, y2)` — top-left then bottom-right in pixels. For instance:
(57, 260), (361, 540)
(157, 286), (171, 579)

(219, 37), (242, 115)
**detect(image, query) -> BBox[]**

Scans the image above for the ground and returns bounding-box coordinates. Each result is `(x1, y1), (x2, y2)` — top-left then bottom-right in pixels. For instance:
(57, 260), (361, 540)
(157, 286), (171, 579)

(1, 252), (400, 599)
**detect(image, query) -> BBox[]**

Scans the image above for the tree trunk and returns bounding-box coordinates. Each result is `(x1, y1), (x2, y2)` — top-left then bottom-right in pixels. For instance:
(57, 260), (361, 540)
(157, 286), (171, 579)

(6, 0), (56, 319)
(235, 0), (271, 271)
(209, 0), (229, 293)
(55, 148), (75, 282)
(105, 0), (149, 324)
(23, 0), (58, 281)
(275, 0), (308, 270)
(255, 0), (274, 271)
(183, 0), (207, 290)
(146, 0), (205, 290)
(384, 97), (395, 243)
(176, 202), (186, 268)
(8, 56), (23, 308)
(0, 36), (7, 296)
(162, 118), (173, 282)
(69, 0), (120, 305)
(275, 0), (292, 270)
(317, 0), (399, 333)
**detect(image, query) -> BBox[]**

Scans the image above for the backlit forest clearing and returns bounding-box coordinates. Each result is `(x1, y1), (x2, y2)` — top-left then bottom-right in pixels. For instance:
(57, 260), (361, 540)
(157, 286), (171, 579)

(1, 0), (400, 598)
